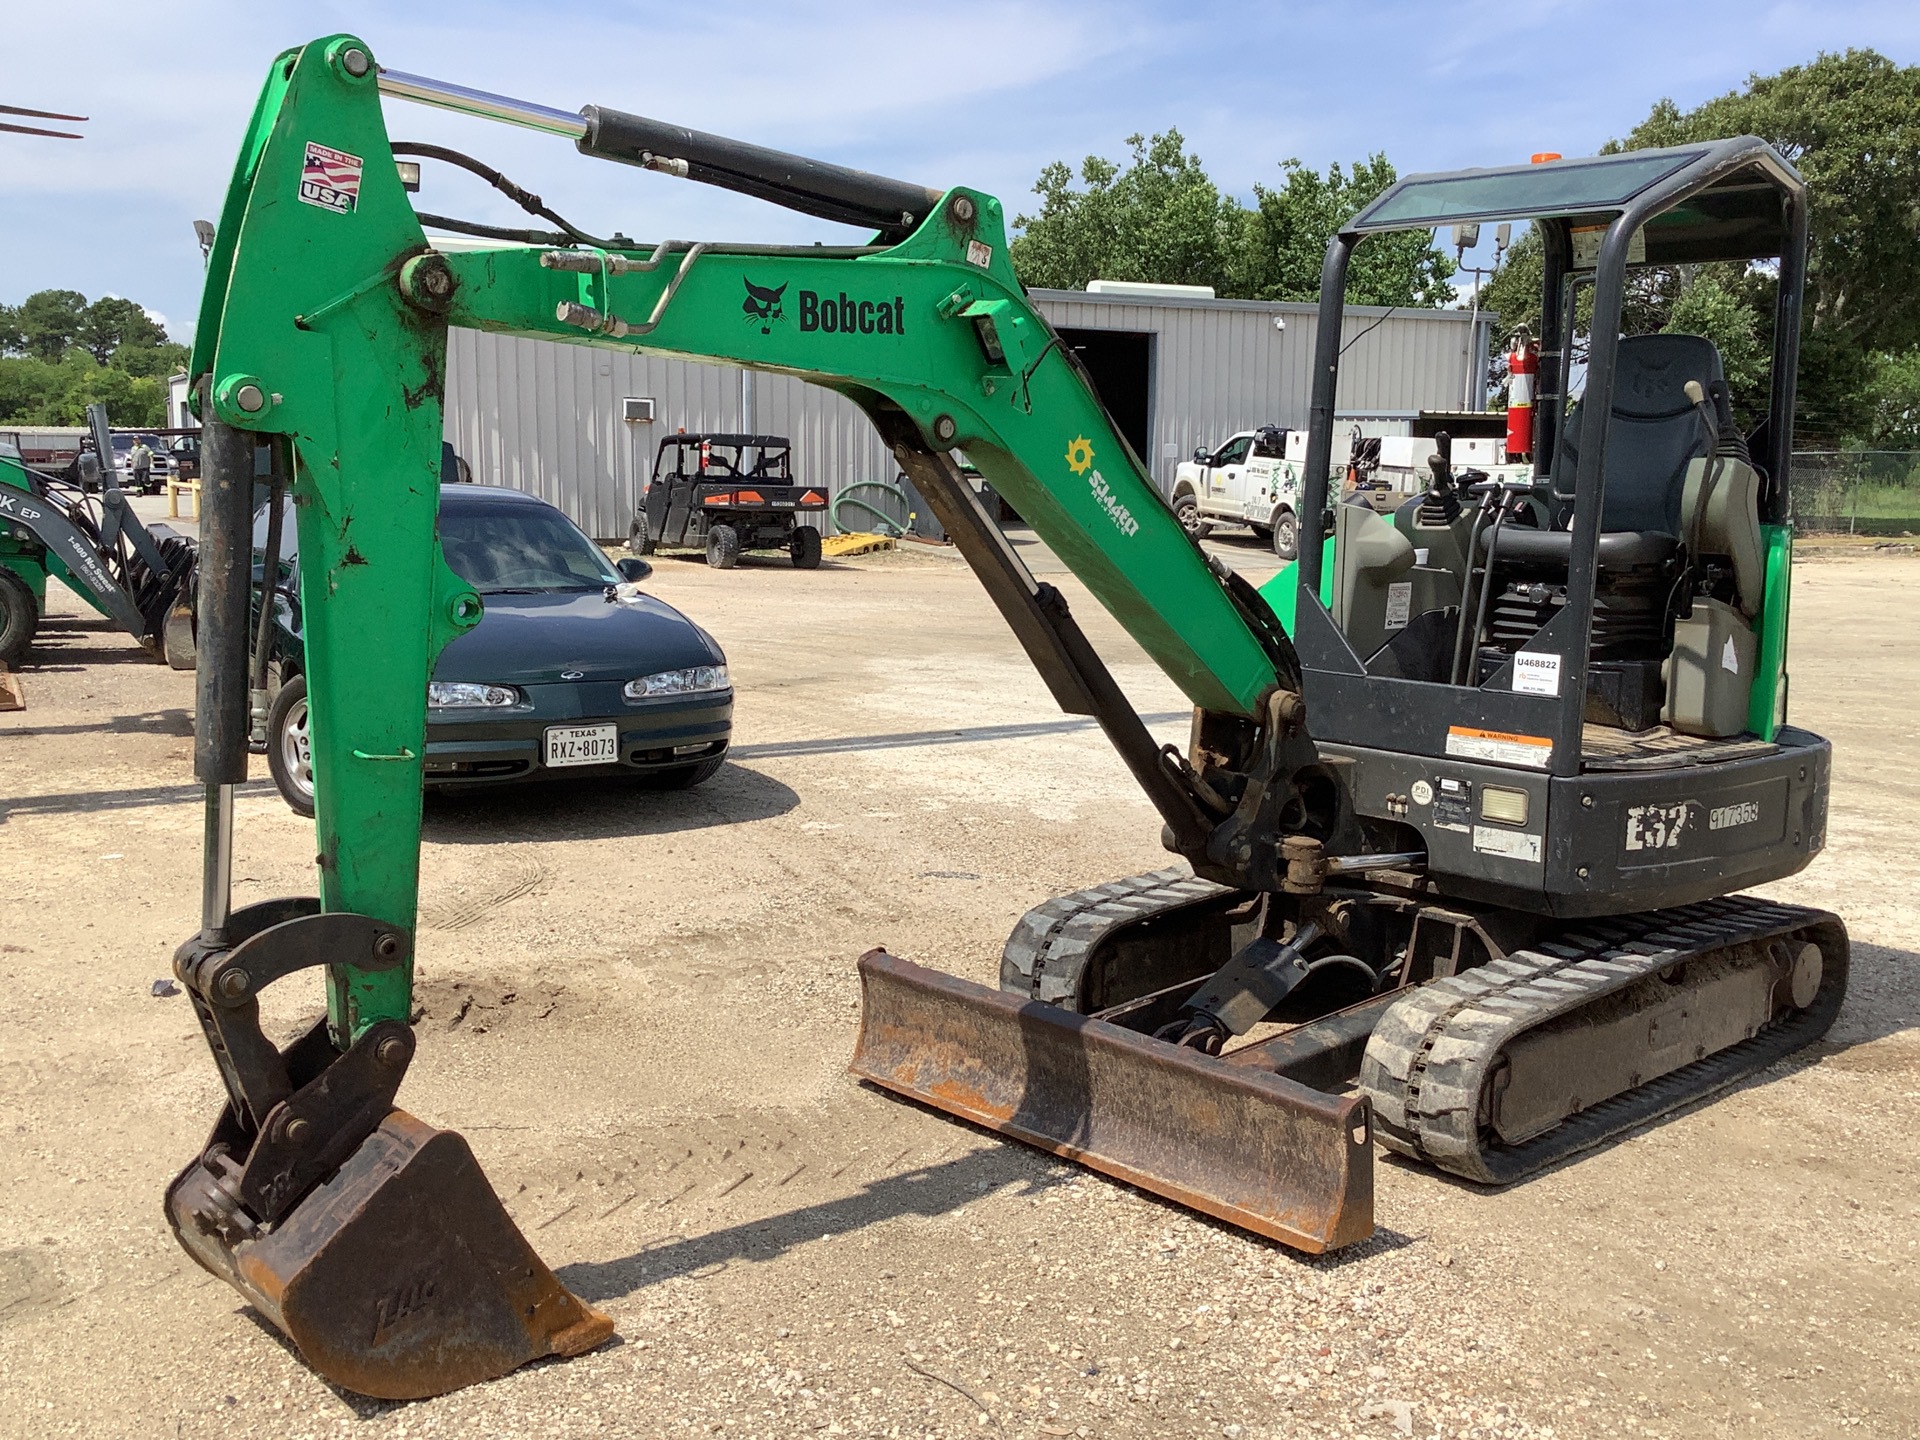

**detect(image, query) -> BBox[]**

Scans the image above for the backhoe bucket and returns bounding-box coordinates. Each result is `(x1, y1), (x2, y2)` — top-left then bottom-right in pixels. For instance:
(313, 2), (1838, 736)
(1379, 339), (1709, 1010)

(850, 950), (1374, 1253)
(166, 1110), (613, 1400)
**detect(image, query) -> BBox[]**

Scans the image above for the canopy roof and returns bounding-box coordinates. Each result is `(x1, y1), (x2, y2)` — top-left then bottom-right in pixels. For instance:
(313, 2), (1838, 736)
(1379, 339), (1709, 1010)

(1348, 137), (1803, 264)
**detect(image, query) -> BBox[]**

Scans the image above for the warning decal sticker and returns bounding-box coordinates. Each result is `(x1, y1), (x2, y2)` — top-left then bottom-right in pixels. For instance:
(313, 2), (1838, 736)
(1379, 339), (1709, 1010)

(1445, 725), (1553, 770)
(300, 141), (363, 214)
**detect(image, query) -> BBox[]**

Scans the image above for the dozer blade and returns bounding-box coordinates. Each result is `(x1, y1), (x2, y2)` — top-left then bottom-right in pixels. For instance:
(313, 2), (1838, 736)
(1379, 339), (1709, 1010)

(850, 950), (1374, 1253)
(166, 1110), (613, 1400)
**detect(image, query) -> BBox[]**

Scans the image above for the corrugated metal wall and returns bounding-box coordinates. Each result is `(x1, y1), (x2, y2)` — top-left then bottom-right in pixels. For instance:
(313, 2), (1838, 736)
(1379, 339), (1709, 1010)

(444, 292), (1489, 540)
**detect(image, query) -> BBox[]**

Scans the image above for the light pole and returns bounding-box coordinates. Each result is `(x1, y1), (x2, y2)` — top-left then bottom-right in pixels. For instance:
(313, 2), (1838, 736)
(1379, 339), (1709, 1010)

(1454, 221), (1510, 410)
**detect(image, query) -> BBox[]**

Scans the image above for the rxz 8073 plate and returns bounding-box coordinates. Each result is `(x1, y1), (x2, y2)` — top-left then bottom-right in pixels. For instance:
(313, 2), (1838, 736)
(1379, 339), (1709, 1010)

(544, 724), (618, 767)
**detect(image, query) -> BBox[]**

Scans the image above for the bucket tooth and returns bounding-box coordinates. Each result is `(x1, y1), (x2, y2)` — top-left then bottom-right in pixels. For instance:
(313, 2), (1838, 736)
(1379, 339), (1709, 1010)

(166, 1110), (613, 1400)
(850, 949), (1373, 1253)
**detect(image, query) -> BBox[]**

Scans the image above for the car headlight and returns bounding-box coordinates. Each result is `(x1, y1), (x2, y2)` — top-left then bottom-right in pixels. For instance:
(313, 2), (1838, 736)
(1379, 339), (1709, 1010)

(427, 681), (523, 708)
(623, 664), (730, 699)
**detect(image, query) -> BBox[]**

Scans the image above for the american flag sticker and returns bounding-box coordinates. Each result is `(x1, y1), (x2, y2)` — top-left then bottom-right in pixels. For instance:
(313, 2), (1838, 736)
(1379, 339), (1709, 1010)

(299, 141), (363, 214)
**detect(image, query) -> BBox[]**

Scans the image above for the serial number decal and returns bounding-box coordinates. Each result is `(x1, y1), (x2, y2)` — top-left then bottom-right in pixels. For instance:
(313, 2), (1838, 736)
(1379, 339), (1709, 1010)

(1624, 801), (1692, 851)
(1710, 800), (1761, 831)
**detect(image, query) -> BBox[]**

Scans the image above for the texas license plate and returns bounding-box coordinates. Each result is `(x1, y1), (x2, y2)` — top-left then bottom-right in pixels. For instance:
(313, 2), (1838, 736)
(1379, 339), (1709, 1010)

(543, 724), (618, 767)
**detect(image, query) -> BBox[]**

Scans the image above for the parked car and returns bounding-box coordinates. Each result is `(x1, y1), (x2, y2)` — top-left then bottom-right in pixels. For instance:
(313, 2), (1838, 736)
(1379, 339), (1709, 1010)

(254, 484), (733, 815)
(629, 432), (827, 569)
(168, 433), (200, 482)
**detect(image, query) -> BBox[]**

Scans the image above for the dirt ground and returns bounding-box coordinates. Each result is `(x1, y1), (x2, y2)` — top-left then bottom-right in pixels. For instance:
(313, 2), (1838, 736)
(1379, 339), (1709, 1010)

(0, 536), (1914, 1440)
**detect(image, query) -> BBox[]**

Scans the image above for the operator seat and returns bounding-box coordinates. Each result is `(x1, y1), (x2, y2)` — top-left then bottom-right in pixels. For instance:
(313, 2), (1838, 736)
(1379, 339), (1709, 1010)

(1473, 334), (1766, 731)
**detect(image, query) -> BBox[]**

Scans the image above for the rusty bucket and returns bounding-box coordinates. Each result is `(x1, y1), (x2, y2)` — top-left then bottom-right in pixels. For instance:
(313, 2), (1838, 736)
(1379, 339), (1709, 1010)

(850, 950), (1374, 1253)
(166, 1110), (612, 1399)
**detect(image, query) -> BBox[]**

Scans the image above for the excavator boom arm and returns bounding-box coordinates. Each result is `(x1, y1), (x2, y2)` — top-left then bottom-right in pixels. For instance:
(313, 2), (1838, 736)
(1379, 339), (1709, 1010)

(190, 35), (1290, 1043)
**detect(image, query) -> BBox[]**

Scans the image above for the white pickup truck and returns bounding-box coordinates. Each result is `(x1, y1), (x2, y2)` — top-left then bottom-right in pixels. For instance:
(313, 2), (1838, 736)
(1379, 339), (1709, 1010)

(1172, 426), (1525, 559)
(1170, 427), (1309, 558)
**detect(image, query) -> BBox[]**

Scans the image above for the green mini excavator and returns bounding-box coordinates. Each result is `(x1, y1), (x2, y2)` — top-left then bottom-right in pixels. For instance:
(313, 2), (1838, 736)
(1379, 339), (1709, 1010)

(172, 34), (1843, 1398)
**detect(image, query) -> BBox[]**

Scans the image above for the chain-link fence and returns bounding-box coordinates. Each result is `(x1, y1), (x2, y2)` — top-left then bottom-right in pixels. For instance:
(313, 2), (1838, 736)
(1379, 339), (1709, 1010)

(1789, 451), (1920, 536)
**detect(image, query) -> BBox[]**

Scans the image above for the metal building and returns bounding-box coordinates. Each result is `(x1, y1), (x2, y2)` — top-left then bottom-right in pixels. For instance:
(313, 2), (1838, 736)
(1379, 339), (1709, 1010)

(442, 287), (1494, 541)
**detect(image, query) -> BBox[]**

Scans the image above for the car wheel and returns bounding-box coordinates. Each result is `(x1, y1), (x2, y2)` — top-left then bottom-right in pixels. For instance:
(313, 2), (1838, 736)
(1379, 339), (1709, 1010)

(706, 523), (740, 569)
(1173, 493), (1211, 539)
(647, 755), (725, 789)
(266, 673), (317, 818)
(1271, 509), (1299, 561)
(789, 524), (822, 570)
(627, 513), (655, 555)
(0, 567), (38, 667)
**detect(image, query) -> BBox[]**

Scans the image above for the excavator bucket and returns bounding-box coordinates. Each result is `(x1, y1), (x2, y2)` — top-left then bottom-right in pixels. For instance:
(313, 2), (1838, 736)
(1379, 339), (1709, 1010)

(850, 950), (1374, 1253)
(166, 1110), (613, 1400)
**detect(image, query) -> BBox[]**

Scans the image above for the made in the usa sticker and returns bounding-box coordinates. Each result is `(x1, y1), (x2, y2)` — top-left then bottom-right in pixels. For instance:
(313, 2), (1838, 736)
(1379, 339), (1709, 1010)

(300, 141), (363, 214)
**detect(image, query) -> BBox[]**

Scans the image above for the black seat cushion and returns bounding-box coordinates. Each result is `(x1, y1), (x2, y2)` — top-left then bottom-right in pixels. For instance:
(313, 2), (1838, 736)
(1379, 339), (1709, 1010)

(1559, 333), (1722, 537)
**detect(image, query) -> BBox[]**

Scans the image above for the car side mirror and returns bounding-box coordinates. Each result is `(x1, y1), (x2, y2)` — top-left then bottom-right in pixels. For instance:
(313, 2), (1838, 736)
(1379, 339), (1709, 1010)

(1193, 447), (1210, 463)
(616, 556), (653, 582)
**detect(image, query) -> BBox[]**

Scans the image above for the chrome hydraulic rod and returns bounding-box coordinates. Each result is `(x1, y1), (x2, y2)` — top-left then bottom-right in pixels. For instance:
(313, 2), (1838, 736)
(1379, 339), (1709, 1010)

(376, 68), (589, 138)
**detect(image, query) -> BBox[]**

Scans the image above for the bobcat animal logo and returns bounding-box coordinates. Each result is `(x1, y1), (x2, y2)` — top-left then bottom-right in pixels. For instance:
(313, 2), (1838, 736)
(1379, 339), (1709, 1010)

(742, 278), (787, 334)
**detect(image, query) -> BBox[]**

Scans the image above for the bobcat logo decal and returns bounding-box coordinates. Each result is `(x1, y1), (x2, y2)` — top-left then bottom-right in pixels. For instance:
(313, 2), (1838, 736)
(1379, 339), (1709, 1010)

(742, 278), (787, 334)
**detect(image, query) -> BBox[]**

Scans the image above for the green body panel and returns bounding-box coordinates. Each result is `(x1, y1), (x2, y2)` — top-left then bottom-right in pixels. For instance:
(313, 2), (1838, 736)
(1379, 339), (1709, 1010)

(1257, 538), (1335, 634)
(195, 36), (1280, 1041)
(196, 37), (478, 1043)
(1, 457), (52, 610)
(0, 452), (108, 620)
(1747, 523), (1792, 741)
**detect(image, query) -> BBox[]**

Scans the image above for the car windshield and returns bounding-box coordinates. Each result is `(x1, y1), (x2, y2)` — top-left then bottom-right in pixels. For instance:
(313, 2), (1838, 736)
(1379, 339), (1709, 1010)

(439, 503), (622, 593)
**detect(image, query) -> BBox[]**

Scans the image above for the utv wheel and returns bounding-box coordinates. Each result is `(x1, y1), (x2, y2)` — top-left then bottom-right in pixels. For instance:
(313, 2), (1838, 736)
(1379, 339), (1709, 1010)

(789, 524), (822, 570)
(1173, 493), (1210, 539)
(266, 673), (317, 818)
(706, 523), (740, 569)
(1271, 509), (1299, 561)
(647, 755), (725, 789)
(627, 514), (655, 556)
(0, 567), (38, 667)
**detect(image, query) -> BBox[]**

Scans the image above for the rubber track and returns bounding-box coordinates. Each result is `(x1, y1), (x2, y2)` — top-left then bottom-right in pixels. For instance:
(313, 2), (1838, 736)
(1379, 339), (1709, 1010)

(999, 867), (1238, 1008)
(1360, 895), (1848, 1184)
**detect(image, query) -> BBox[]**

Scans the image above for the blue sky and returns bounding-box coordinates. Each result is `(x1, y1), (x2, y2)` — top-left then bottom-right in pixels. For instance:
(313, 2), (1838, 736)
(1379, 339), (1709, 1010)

(5, 0), (1918, 340)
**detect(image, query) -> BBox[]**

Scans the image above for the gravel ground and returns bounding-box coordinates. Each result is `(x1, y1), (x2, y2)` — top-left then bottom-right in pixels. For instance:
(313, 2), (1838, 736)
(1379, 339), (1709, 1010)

(0, 538), (1913, 1439)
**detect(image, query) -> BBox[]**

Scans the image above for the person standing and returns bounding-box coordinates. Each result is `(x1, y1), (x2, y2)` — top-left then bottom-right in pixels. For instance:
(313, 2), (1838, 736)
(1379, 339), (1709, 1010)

(129, 437), (153, 494)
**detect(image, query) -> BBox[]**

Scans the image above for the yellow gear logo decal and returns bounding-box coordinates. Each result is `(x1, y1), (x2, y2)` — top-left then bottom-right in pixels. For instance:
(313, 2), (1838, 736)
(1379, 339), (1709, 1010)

(1064, 436), (1095, 474)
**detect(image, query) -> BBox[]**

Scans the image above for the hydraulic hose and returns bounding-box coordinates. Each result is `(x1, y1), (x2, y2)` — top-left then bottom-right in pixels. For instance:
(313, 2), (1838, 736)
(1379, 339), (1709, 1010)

(832, 480), (912, 537)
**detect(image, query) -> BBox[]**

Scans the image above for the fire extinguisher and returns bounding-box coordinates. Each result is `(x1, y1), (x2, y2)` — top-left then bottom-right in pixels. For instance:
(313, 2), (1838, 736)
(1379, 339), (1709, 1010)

(699, 438), (711, 472)
(1506, 329), (1538, 462)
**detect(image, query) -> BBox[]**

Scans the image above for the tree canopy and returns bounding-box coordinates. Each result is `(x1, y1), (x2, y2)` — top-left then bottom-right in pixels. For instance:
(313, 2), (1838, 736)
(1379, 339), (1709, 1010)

(1486, 50), (1920, 445)
(1009, 131), (1452, 307)
(1620, 48), (1920, 445)
(0, 290), (186, 427)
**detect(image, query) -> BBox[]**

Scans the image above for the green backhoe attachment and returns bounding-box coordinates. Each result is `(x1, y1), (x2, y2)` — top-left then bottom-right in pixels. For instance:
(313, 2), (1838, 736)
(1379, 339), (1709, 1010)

(172, 34), (1353, 1397)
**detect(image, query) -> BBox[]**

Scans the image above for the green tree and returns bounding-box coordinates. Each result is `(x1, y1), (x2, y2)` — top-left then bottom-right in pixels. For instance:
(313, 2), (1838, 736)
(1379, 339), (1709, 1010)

(1662, 271), (1767, 402)
(0, 288), (181, 425)
(1232, 155), (1454, 306)
(78, 296), (167, 364)
(14, 289), (89, 361)
(1862, 349), (1920, 448)
(1010, 130), (1246, 293)
(114, 339), (189, 379)
(1619, 49), (1920, 443)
